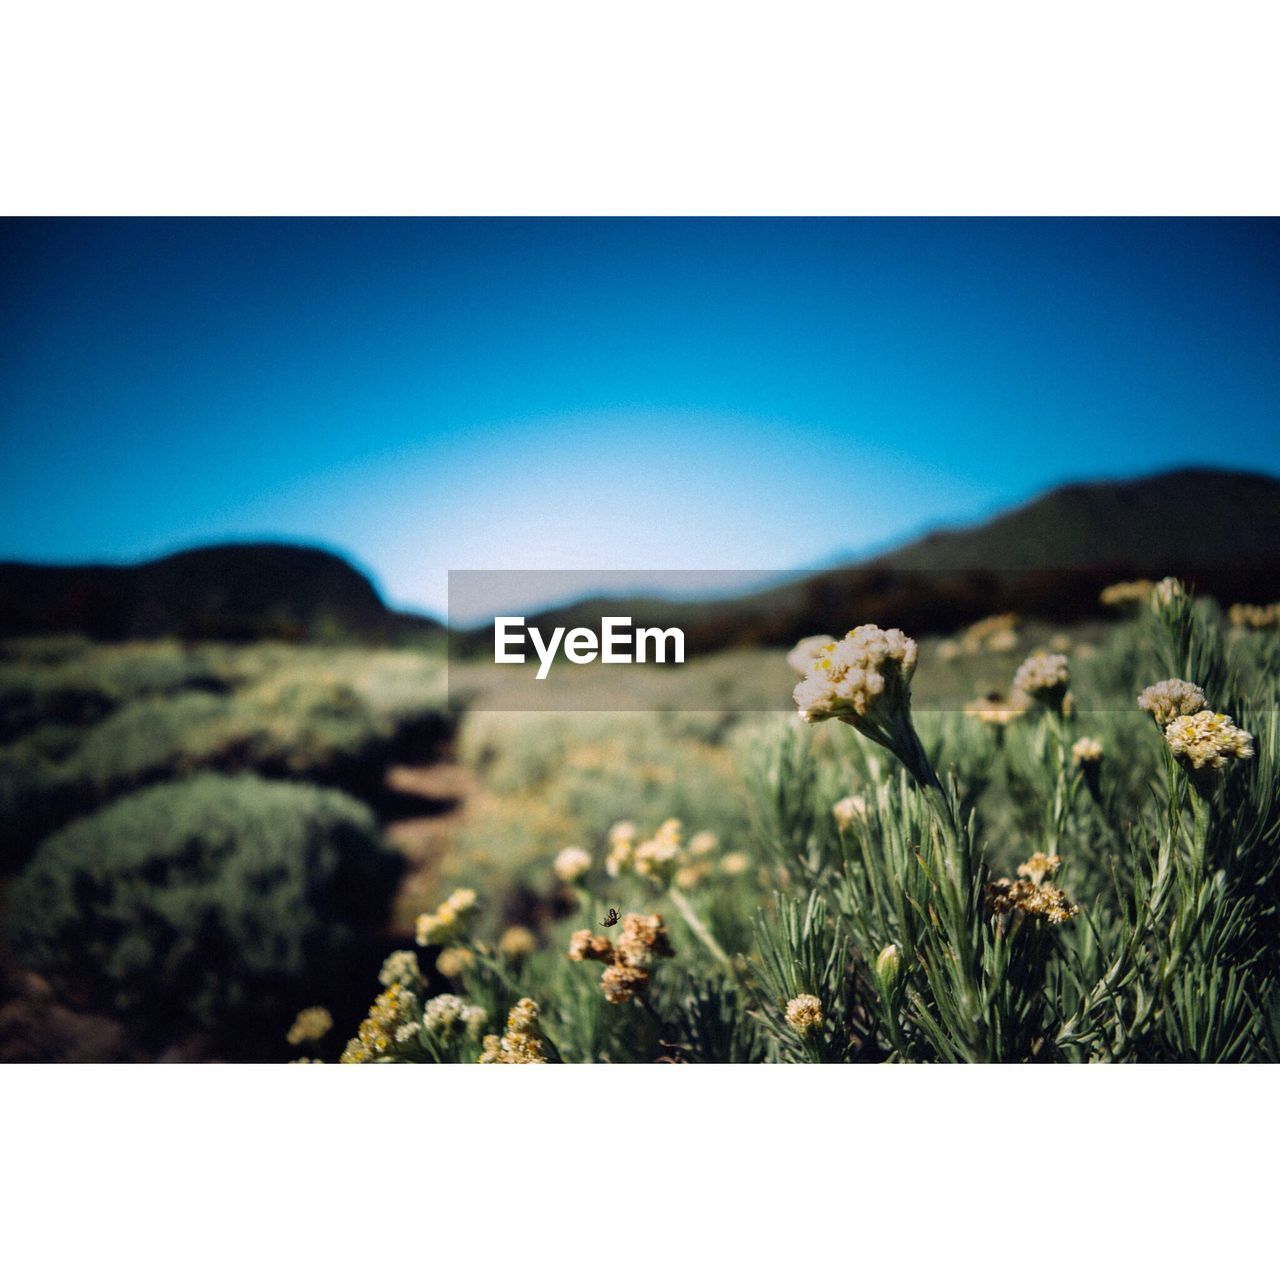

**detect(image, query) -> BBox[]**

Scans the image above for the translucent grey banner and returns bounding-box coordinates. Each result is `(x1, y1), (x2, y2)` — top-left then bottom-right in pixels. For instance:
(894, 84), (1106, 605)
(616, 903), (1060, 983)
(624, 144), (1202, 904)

(448, 570), (808, 712)
(444, 565), (1172, 713)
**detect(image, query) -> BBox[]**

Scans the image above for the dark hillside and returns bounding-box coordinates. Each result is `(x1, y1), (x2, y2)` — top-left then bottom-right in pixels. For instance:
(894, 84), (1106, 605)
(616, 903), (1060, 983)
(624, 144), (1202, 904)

(0, 543), (439, 642)
(453, 467), (1280, 655)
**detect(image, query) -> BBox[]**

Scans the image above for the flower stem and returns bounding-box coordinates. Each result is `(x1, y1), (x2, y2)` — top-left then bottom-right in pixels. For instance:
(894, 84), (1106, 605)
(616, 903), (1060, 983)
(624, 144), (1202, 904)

(667, 884), (735, 975)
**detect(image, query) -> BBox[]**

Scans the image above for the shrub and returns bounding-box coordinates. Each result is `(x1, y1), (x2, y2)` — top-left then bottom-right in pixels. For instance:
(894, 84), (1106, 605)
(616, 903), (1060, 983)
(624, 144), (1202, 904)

(6, 774), (402, 1039)
(0, 750), (74, 871)
(0, 641), (225, 744)
(66, 683), (388, 795)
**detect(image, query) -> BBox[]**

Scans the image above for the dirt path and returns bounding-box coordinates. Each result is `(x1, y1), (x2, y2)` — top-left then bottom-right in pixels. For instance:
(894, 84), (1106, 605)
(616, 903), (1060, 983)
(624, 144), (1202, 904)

(381, 759), (479, 938)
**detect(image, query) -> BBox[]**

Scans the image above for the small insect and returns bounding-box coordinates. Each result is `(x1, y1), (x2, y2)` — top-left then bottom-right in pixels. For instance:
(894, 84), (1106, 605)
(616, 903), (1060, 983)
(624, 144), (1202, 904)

(600, 908), (621, 928)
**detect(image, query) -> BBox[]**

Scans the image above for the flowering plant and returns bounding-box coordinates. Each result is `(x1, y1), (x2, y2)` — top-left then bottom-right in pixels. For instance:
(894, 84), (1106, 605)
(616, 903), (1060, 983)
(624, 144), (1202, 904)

(326, 581), (1276, 1064)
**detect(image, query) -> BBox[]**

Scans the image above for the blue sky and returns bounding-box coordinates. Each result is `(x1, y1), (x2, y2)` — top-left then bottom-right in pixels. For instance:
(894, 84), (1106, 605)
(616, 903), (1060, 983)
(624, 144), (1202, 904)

(1, 217), (1276, 617)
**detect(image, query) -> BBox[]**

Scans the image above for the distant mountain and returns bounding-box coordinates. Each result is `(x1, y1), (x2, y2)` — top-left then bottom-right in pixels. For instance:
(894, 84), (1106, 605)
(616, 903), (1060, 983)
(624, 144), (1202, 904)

(0, 543), (439, 643)
(5, 469), (1276, 649)
(873, 467), (1280, 573)
(455, 467), (1280, 654)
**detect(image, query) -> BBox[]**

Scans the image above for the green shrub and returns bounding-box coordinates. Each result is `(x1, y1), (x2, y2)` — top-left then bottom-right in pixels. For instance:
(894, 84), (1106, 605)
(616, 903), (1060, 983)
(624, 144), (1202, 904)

(66, 684), (387, 795)
(0, 667), (115, 743)
(0, 641), (225, 743)
(6, 774), (402, 1038)
(0, 750), (75, 871)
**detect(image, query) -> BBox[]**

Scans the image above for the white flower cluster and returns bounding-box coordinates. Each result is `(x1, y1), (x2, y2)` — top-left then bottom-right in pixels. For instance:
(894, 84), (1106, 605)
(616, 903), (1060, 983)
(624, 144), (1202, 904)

(1151, 576), (1186, 610)
(1017, 850), (1062, 885)
(423, 993), (488, 1040)
(786, 634), (835, 675)
(792, 625), (918, 725)
(1137, 679), (1206, 726)
(604, 820), (637, 877)
(688, 830), (718, 857)
(784, 993), (824, 1036)
(1013, 652), (1070, 700)
(378, 950), (422, 989)
(553, 845), (592, 883)
(1071, 737), (1104, 766)
(1164, 711), (1255, 774)
(610, 817), (683, 882)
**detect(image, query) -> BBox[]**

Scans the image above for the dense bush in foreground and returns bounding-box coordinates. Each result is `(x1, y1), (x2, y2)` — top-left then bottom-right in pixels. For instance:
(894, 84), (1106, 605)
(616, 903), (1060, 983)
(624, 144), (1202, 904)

(7, 774), (402, 1040)
(332, 580), (1279, 1063)
(0, 641), (450, 869)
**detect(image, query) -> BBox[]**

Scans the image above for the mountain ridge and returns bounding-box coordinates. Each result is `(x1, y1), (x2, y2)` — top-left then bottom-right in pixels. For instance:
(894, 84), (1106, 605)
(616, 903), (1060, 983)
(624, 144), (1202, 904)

(872, 466), (1280, 574)
(2, 467), (1277, 644)
(469, 466), (1280, 654)
(0, 542), (438, 643)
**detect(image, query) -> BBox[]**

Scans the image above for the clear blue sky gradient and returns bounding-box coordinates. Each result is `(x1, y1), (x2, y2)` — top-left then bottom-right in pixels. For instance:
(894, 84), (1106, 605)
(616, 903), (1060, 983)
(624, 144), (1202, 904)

(1, 218), (1276, 616)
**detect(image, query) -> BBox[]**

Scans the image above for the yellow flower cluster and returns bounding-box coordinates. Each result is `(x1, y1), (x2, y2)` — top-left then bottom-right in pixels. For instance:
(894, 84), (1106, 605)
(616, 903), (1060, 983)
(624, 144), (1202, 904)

(606, 817), (683, 882)
(605, 817), (745, 887)
(499, 925), (538, 957)
(1164, 710), (1255, 775)
(568, 930), (615, 962)
(964, 689), (1031, 727)
(415, 887), (479, 946)
(792, 625), (918, 724)
(1229, 602), (1280, 630)
(478, 998), (547, 1063)
(286, 1005), (333, 1046)
(936, 616), (1021, 662)
(340, 983), (419, 1062)
(832, 793), (868, 831)
(784, 993), (824, 1036)
(985, 851), (1077, 922)
(436, 946), (475, 978)
(567, 912), (673, 1004)
(1100, 579), (1153, 607)
(985, 876), (1078, 924)
(1016, 850), (1062, 885)
(962, 613), (1021, 654)
(632, 819), (683, 881)
(674, 829), (723, 889)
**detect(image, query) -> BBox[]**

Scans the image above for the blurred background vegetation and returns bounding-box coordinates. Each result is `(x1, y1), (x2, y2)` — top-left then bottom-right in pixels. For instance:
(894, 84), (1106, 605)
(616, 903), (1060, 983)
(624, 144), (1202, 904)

(1, 466), (1277, 1061)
